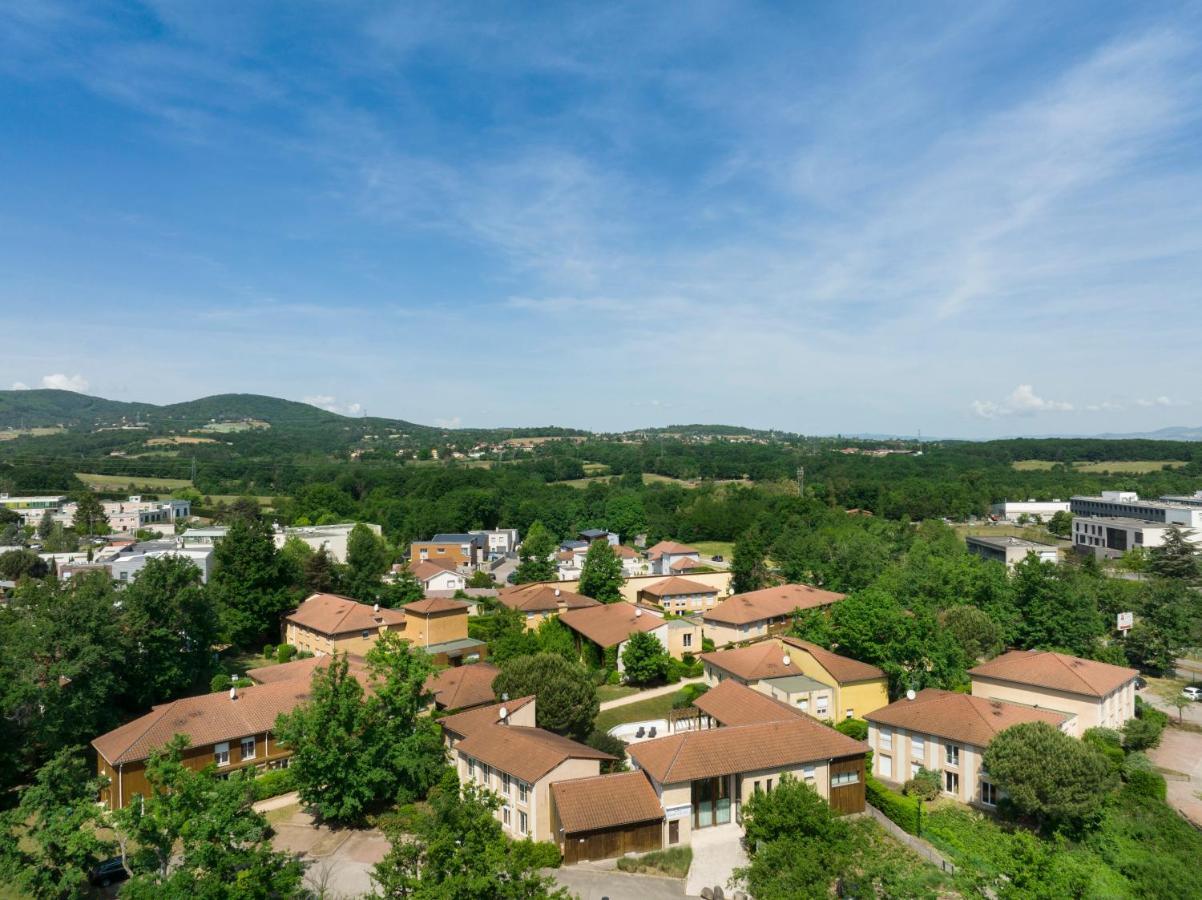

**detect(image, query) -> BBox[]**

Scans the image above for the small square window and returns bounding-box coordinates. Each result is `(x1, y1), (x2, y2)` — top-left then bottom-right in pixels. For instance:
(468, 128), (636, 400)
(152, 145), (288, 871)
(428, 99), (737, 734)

(240, 737), (255, 760)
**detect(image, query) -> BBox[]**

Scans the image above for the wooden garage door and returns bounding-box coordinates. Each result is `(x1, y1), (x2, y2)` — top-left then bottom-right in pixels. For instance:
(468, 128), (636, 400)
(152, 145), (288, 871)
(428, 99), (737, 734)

(829, 755), (866, 815)
(562, 819), (663, 865)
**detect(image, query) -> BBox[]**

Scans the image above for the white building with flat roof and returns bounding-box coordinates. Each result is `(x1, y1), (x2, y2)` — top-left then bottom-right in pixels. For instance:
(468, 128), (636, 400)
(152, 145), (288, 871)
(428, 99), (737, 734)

(179, 521), (379, 564)
(989, 499), (1070, 523)
(966, 535), (1059, 568)
(1070, 492), (1202, 528)
(1072, 515), (1202, 559)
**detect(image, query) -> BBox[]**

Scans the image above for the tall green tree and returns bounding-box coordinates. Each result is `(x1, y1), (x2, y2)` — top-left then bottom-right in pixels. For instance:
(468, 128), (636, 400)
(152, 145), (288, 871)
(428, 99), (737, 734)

(1148, 527), (1201, 582)
(938, 604), (1003, 663)
(492, 653), (598, 740)
(115, 735), (303, 899)
(620, 631), (671, 685)
(373, 770), (569, 899)
(121, 556), (218, 709)
(731, 523), (770, 595)
(345, 523), (392, 602)
(209, 516), (294, 648)
(535, 615), (579, 660)
(514, 521), (557, 584)
(983, 721), (1117, 829)
(303, 545), (338, 593)
(0, 747), (114, 899)
(70, 491), (108, 538)
(36, 509), (54, 541)
(577, 539), (625, 603)
(1011, 558), (1104, 657)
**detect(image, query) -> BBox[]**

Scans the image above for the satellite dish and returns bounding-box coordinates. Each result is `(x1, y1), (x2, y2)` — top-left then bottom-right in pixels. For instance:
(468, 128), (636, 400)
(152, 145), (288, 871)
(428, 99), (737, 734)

(498, 706), (508, 721)
(635, 608), (642, 617)
(905, 689), (916, 701)
(782, 656), (791, 666)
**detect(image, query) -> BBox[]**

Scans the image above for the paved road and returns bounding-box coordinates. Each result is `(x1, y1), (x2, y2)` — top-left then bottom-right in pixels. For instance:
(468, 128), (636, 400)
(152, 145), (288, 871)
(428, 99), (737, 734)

(1149, 728), (1202, 828)
(600, 677), (705, 711)
(551, 867), (687, 900)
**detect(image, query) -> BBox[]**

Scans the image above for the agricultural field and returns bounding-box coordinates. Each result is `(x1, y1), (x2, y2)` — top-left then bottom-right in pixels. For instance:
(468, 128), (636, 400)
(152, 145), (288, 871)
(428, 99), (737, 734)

(0, 426), (63, 440)
(76, 472), (193, 491)
(147, 435), (219, 445)
(197, 419), (269, 433)
(1013, 459), (1187, 473)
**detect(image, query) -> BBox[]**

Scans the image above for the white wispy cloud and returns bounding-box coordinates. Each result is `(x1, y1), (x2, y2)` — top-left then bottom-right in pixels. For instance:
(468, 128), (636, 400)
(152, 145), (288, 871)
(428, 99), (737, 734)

(303, 395), (363, 416)
(10, 381), (29, 390)
(972, 385), (1074, 419)
(40, 373), (89, 392)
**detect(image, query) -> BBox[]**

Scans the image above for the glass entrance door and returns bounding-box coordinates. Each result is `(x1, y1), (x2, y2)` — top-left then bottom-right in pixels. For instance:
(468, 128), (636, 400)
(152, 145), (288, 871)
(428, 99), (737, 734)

(692, 776), (732, 828)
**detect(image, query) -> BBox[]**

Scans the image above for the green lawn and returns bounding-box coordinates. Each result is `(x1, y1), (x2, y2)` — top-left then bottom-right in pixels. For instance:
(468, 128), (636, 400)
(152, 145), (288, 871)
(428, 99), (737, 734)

(219, 649), (278, 679)
(692, 540), (734, 560)
(596, 684), (641, 703)
(595, 690), (686, 733)
(76, 472), (193, 490)
(1012, 459), (1186, 473)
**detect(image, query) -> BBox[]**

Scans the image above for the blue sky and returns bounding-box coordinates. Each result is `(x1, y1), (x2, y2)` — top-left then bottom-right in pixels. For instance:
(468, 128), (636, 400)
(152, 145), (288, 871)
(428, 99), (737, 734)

(2, 1), (1201, 436)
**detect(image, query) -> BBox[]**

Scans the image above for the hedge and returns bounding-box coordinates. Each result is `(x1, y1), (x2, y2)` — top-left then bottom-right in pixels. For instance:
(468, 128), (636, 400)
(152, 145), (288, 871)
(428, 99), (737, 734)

(866, 775), (922, 834)
(253, 767), (297, 801)
(1124, 768), (1167, 802)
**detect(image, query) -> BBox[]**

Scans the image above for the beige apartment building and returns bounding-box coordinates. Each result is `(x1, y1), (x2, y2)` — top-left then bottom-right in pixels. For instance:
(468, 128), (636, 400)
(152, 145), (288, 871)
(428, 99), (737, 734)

(636, 576), (719, 614)
(496, 583), (601, 630)
(702, 583), (845, 647)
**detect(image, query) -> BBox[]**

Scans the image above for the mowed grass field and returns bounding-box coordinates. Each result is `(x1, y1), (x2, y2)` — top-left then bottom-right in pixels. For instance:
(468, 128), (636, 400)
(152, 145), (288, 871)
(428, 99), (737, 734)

(1012, 459), (1188, 473)
(952, 522), (1070, 548)
(76, 472), (192, 490)
(692, 540), (735, 559)
(0, 426), (64, 440)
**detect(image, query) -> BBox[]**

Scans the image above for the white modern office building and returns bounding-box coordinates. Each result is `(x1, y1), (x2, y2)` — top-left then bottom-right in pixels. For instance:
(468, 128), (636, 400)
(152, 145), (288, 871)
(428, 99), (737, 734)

(1072, 516), (1202, 560)
(989, 500), (1070, 523)
(1069, 492), (1202, 528)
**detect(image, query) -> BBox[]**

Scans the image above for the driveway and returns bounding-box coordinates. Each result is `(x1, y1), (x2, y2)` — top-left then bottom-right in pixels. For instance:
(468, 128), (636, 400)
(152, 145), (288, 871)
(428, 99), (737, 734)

(1149, 727), (1202, 828)
(685, 823), (748, 898)
(267, 802), (390, 899)
(1141, 682), (1202, 727)
(551, 867), (686, 900)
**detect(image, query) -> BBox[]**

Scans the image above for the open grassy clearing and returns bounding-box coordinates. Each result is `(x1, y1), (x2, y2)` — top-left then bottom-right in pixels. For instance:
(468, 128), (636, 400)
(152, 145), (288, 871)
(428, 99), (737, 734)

(594, 690), (683, 733)
(76, 472), (193, 490)
(596, 684), (641, 703)
(692, 540), (735, 559)
(204, 494), (276, 507)
(581, 462), (609, 474)
(0, 426), (64, 440)
(1012, 459), (1187, 473)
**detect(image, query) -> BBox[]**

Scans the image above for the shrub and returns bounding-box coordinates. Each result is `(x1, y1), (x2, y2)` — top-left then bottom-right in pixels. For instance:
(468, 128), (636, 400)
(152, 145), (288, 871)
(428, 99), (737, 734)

(835, 718), (868, 741)
(672, 683), (710, 709)
(263, 643), (276, 659)
(1124, 768), (1167, 801)
(664, 657), (686, 684)
(866, 776), (921, 834)
(513, 839), (562, 870)
(616, 846), (692, 878)
(253, 767), (297, 801)
(585, 730), (629, 773)
(701, 636), (715, 653)
(210, 673), (231, 693)
(1083, 727), (1126, 774)
(276, 643), (297, 663)
(902, 767), (941, 802)
(1123, 708), (1166, 751)
(606, 669), (622, 685)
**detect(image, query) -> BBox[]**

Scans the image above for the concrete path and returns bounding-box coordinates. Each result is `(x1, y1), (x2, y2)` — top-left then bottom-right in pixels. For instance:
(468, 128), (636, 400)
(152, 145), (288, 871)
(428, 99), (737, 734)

(600, 677), (705, 711)
(252, 790), (300, 813)
(684, 823), (747, 898)
(551, 867), (686, 900)
(1149, 727), (1202, 828)
(267, 802), (390, 899)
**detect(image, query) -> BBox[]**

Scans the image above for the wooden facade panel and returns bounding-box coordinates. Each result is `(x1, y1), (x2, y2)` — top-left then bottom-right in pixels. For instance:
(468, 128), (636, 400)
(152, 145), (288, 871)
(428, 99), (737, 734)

(562, 819), (663, 865)
(828, 755), (866, 815)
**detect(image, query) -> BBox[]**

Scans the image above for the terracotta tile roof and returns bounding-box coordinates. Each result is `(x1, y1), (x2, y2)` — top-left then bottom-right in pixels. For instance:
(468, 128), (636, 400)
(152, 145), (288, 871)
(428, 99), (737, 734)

(456, 725), (614, 783)
(284, 593), (405, 637)
(403, 597), (470, 616)
(700, 642), (801, 681)
(703, 584), (845, 625)
(424, 662), (499, 710)
(411, 560), (461, 582)
(559, 602), (662, 648)
(669, 557), (704, 572)
(612, 544), (639, 559)
(629, 716), (865, 784)
(497, 584), (601, 613)
(645, 541), (699, 560)
(865, 688), (1070, 747)
(692, 679), (807, 726)
(551, 771), (664, 833)
(780, 637), (886, 683)
(968, 650), (1138, 698)
(639, 576), (717, 598)
(93, 679), (315, 766)
(440, 696), (536, 739)
(246, 654), (368, 685)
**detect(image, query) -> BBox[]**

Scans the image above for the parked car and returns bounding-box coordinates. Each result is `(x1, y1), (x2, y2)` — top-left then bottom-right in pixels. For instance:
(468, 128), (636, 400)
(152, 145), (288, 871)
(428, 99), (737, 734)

(1134, 676), (1147, 690)
(88, 857), (129, 888)
(712, 555), (724, 562)
(1182, 685), (1202, 702)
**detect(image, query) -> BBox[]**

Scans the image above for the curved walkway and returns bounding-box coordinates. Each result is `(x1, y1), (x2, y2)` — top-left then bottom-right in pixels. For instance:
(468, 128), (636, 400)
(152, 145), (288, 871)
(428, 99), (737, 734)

(600, 676), (706, 711)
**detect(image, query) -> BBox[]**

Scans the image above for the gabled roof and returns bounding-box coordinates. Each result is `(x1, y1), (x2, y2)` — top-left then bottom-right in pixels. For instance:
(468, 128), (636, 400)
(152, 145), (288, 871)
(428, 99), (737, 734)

(411, 559), (461, 582)
(612, 544), (639, 559)
(284, 593), (405, 636)
(700, 642), (800, 682)
(440, 696), (536, 739)
(559, 602), (662, 648)
(246, 653), (369, 685)
(645, 540), (699, 560)
(551, 771), (664, 833)
(424, 662), (499, 710)
(969, 650), (1138, 698)
(669, 557), (705, 572)
(629, 716), (865, 784)
(639, 576), (717, 598)
(703, 584), (845, 625)
(455, 725), (614, 783)
(430, 533), (483, 545)
(780, 637), (886, 684)
(865, 688), (1070, 747)
(692, 680), (807, 727)
(496, 584), (601, 613)
(94, 680), (315, 765)
(403, 597), (470, 616)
